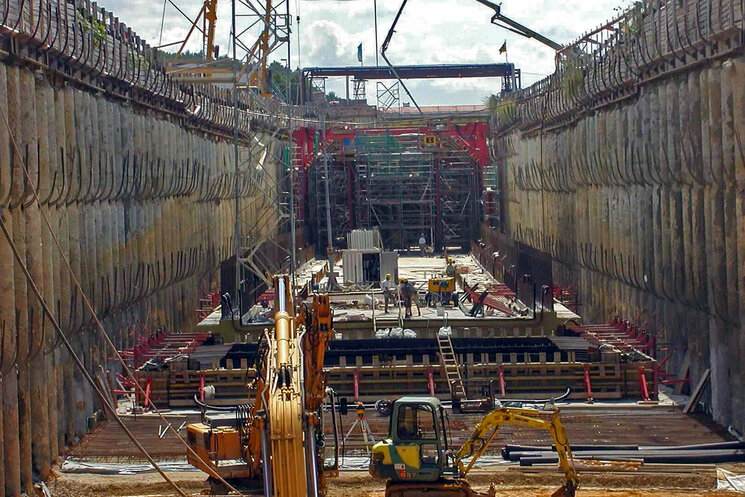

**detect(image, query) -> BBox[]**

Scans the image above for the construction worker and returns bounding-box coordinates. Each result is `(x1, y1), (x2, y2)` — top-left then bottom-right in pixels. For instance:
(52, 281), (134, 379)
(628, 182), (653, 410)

(446, 258), (456, 277)
(400, 279), (420, 319)
(400, 278), (413, 318)
(418, 233), (427, 256)
(381, 273), (396, 313)
(412, 282), (422, 317)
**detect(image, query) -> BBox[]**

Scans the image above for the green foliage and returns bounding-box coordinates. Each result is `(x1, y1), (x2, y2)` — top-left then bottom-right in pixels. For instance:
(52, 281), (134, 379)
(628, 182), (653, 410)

(619, 1), (648, 38)
(486, 94), (516, 125)
(268, 61), (301, 104)
(159, 49), (232, 62)
(76, 9), (107, 47)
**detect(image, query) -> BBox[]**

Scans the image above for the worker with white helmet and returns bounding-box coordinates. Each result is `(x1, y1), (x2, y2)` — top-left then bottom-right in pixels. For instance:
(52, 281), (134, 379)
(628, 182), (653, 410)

(380, 273), (396, 313)
(418, 233), (427, 256)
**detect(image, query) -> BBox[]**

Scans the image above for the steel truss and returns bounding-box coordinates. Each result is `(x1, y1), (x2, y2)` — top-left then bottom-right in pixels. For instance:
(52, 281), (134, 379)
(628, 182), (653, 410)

(376, 81), (400, 112)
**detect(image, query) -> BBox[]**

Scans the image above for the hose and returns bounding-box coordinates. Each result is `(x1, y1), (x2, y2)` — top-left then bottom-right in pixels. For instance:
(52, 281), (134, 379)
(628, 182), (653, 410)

(192, 394), (251, 412)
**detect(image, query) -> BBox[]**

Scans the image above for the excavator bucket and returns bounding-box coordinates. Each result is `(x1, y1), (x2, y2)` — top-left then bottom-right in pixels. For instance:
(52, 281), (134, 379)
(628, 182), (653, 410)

(550, 481), (576, 497)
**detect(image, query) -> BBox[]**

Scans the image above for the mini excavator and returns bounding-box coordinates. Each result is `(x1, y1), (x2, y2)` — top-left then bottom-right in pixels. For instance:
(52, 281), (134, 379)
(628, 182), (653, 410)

(370, 397), (578, 497)
(186, 275), (337, 496)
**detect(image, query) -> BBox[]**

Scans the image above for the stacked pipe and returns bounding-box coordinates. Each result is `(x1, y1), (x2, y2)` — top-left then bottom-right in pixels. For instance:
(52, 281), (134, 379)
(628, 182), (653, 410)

(488, 0), (745, 437)
(503, 441), (745, 466)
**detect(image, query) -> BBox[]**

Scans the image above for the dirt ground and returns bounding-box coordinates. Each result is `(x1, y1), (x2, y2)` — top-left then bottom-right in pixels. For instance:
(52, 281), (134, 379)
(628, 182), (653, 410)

(49, 469), (743, 497)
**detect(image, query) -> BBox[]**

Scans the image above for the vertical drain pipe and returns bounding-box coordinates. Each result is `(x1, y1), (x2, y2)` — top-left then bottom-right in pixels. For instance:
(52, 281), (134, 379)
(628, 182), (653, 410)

(297, 327), (319, 497)
(328, 389), (340, 473)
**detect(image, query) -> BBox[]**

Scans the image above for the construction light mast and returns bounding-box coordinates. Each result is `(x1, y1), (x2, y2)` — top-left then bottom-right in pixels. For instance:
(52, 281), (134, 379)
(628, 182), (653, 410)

(321, 111), (338, 290)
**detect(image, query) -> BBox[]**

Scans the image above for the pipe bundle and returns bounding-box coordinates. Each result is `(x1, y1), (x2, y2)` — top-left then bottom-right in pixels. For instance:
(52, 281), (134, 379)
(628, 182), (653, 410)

(503, 441), (745, 466)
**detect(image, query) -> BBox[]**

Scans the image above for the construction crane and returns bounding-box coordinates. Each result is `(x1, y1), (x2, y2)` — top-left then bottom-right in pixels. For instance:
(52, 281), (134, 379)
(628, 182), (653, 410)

(474, 0), (563, 51)
(380, 0), (561, 111)
(164, 0), (276, 95)
(369, 397), (579, 497)
(186, 275), (337, 495)
(172, 0), (219, 61)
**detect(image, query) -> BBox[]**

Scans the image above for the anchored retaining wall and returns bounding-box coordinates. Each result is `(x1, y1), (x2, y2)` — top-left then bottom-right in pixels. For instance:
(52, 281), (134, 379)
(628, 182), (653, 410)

(0, 1), (288, 494)
(0, 61), (283, 495)
(492, 0), (745, 434)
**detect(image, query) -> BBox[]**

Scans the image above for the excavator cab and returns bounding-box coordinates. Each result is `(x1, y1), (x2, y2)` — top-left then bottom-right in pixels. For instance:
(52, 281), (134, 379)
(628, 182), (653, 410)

(370, 396), (579, 497)
(370, 397), (457, 483)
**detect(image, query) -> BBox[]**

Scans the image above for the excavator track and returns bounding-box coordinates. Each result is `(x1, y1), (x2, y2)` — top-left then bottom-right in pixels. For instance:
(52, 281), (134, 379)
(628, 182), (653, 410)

(385, 479), (492, 497)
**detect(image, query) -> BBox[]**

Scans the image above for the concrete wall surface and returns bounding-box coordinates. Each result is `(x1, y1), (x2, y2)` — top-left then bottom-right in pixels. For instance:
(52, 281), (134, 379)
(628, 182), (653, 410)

(0, 61), (282, 494)
(491, 0), (745, 437)
(0, 1), (292, 492)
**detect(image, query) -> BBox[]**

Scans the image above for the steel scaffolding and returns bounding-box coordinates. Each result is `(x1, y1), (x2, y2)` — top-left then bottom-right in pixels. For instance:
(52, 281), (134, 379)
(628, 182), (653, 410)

(356, 132), (435, 249)
(308, 156), (353, 249)
(304, 127), (481, 251)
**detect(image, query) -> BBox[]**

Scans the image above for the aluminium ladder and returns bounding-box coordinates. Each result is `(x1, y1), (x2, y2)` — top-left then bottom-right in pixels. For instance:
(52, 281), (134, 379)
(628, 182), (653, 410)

(437, 334), (467, 399)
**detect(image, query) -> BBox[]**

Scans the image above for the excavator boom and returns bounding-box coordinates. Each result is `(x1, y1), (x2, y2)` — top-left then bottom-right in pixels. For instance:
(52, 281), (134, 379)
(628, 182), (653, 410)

(186, 275), (336, 496)
(456, 406), (578, 497)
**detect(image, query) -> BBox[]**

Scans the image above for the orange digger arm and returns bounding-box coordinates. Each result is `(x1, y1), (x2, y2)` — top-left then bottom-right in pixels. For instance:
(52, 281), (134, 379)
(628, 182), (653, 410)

(303, 295), (334, 411)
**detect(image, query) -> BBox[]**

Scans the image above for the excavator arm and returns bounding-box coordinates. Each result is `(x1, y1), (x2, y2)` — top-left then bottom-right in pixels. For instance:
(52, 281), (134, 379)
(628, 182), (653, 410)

(455, 407), (578, 497)
(297, 294), (334, 412)
(187, 276), (336, 496)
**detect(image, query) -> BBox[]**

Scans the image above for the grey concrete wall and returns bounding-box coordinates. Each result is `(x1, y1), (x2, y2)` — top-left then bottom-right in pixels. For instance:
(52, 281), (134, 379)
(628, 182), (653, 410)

(493, 54), (745, 435)
(0, 1), (289, 493)
(0, 61), (281, 495)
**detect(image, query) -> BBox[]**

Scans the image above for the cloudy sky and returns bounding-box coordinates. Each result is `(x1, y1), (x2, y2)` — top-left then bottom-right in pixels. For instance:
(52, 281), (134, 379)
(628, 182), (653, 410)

(102, 0), (633, 105)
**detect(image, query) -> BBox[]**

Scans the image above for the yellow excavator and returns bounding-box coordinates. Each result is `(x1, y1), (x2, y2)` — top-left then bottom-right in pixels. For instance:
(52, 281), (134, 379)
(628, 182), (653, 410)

(370, 397), (578, 497)
(186, 275), (337, 495)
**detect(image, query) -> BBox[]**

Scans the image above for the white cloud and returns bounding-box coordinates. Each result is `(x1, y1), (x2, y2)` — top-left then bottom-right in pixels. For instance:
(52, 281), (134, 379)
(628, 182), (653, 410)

(100, 0), (635, 104)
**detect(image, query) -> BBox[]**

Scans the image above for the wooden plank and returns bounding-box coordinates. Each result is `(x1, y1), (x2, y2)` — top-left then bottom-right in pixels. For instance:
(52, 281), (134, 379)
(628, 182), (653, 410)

(683, 368), (710, 414)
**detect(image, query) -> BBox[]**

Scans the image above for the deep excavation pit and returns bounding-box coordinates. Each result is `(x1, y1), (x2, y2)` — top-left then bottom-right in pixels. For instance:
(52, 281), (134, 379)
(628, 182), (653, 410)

(1, 0), (745, 496)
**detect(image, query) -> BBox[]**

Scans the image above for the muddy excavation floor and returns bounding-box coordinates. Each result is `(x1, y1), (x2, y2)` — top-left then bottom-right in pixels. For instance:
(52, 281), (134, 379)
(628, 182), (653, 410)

(49, 466), (745, 497)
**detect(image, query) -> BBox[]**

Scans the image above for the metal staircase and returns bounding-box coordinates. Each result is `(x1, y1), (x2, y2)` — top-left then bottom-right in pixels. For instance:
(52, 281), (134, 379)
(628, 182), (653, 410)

(437, 334), (467, 399)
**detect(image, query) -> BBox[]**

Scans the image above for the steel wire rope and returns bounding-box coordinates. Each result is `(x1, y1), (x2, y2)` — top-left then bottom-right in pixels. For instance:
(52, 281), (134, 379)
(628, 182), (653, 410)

(0, 94), (249, 497)
(158, 0), (168, 47)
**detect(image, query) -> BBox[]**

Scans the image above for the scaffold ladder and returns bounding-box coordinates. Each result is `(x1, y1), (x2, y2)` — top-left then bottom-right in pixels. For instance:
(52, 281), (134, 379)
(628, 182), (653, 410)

(437, 334), (467, 399)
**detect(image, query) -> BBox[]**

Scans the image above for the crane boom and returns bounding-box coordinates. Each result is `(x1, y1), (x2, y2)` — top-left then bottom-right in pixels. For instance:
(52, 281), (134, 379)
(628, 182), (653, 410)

(473, 0), (563, 51)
